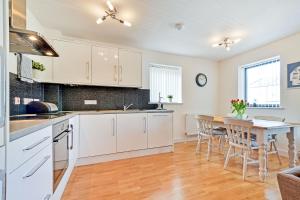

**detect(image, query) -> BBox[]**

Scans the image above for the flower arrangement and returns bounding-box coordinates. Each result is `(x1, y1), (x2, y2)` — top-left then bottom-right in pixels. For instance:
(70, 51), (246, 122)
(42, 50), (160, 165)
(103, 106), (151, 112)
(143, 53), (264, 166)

(231, 99), (248, 119)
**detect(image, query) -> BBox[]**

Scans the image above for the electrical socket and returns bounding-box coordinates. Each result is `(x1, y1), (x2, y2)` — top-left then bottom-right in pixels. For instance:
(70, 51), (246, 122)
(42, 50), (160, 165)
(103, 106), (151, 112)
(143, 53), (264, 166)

(23, 98), (33, 105)
(84, 100), (97, 105)
(14, 97), (20, 105)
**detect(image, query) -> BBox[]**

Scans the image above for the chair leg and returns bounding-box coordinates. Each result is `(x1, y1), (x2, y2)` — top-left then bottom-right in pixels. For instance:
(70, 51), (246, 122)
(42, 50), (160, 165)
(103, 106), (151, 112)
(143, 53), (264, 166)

(272, 141), (282, 165)
(207, 138), (212, 161)
(195, 135), (202, 154)
(242, 151), (248, 181)
(224, 145), (232, 169)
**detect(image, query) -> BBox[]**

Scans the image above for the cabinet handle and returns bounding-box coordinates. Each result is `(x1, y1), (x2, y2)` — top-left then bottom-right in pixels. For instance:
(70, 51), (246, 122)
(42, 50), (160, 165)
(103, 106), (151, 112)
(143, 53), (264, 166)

(68, 125), (74, 150)
(112, 118), (115, 136)
(22, 136), (50, 151)
(86, 62), (90, 80)
(23, 155), (51, 179)
(143, 117), (147, 133)
(44, 194), (51, 200)
(119, 65), (122, 82)
(114, 65), (117, 82)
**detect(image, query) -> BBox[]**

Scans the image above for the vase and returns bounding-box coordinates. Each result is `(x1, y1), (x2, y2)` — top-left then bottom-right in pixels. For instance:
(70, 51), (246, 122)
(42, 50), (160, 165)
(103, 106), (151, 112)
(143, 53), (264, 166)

(234, 111), (247, 119)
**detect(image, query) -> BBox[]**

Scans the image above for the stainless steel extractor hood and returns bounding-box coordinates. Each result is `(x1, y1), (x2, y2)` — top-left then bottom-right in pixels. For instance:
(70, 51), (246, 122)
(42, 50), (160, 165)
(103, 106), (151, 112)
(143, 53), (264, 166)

(9, 0), (59, 57)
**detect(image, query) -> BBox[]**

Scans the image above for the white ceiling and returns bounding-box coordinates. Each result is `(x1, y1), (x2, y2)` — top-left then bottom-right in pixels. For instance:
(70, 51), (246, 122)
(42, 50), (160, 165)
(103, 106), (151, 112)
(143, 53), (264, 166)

(29, 0), (300, 61)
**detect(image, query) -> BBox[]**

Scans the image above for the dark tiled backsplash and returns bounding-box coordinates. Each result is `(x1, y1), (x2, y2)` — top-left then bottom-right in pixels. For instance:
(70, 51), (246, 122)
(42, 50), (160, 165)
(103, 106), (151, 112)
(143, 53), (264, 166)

(10, 73), (156, 116)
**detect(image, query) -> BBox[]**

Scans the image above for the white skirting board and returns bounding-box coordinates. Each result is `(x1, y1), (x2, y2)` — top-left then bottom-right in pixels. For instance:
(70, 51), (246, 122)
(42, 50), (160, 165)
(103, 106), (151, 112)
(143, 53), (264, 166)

(76, 146), (174, 166)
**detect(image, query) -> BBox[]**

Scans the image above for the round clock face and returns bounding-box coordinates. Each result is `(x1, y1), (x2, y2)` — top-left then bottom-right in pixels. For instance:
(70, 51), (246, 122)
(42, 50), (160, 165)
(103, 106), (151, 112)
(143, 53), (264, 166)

(195, 73), (207, 87)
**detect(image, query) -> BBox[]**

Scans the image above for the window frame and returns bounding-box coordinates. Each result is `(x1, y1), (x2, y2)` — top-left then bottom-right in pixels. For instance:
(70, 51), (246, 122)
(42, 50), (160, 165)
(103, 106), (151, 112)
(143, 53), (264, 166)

(149, 63), (183, 104)
(243, 56), (281, 108)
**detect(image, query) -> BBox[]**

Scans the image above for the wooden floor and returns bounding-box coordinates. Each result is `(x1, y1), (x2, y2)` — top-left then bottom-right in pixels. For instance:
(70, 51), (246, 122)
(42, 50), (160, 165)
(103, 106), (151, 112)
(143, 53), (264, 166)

(62, 141), (293, 200)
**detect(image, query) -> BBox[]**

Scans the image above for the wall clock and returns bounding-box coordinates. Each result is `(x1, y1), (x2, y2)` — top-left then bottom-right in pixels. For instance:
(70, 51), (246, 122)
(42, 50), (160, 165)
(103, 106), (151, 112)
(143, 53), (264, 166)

(195, 73), (207, 87)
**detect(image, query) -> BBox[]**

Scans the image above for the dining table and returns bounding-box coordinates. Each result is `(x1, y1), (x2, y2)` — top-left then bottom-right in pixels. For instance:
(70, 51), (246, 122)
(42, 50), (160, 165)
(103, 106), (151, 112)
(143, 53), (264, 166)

(212, 116), (299, 182)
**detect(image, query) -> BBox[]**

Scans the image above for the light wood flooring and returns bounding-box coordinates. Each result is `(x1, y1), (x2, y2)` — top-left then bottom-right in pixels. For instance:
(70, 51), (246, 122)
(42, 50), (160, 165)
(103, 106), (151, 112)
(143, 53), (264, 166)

(62, 141), (293, 200)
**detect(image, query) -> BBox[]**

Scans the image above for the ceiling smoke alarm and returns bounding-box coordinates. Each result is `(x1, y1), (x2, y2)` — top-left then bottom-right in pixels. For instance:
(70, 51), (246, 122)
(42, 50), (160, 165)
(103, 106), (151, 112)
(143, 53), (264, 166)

(175, 23), (184, 31)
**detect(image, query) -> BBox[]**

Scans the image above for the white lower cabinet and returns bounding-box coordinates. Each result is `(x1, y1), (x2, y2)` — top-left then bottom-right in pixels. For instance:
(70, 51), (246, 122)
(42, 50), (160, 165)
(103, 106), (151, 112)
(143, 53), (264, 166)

(117, 113), (148, 152)
(7, 144), (53, 200)
(148, 113), (173, 148)
(79, 114), (117, 157)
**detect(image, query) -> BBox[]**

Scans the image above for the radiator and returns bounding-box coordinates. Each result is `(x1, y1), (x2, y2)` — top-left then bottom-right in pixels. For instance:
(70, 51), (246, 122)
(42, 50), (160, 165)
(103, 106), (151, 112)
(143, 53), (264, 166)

(185, 114), (198, 136)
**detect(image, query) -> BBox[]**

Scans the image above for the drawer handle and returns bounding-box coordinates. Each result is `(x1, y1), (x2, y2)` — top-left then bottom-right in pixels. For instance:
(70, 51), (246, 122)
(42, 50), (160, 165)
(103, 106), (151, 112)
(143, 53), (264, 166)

(23, 155), (51, 179)
(23, 136), (50, 151)
(44, 194), (51, 200)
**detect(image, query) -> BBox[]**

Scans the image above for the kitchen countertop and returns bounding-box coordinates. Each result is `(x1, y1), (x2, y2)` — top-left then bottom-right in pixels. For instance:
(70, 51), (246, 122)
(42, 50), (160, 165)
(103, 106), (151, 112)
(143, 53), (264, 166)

(10, 109), (174, 141)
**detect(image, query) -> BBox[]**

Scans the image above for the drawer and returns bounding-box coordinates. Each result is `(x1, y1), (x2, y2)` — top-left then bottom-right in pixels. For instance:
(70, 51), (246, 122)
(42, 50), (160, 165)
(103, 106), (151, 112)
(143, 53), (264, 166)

(7, 144), (53, 200)
(8, 126), (52, 173)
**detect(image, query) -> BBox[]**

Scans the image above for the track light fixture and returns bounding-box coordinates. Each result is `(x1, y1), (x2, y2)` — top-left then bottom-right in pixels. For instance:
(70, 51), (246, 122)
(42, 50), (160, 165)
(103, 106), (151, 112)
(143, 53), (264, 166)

(96, 1), (132, 27)
(212, 37), (241, 51)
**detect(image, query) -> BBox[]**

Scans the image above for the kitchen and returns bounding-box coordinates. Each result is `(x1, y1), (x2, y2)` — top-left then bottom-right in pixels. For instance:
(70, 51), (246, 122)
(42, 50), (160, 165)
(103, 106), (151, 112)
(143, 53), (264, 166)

(2, 0), (300, 200)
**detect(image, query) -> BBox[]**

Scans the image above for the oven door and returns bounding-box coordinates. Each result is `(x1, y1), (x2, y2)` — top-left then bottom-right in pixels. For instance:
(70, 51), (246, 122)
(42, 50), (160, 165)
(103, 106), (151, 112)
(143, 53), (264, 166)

(53, 130), (69, 191)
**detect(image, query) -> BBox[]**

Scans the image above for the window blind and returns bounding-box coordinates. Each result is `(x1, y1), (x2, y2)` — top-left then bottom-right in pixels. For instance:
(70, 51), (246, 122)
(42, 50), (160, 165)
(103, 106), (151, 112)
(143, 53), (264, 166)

(245, 57), (280, 107)
(149, 64), (182, 103)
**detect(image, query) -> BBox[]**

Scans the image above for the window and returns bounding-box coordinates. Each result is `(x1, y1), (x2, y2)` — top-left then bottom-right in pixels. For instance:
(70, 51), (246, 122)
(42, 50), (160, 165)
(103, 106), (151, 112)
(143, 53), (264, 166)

(244, 57), (280, 107)
(149, 64), (182, 103)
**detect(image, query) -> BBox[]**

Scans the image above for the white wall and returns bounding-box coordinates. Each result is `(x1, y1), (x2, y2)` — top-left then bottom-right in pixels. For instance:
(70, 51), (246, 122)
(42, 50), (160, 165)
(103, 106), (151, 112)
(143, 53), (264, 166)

(218, 33), (300, 154)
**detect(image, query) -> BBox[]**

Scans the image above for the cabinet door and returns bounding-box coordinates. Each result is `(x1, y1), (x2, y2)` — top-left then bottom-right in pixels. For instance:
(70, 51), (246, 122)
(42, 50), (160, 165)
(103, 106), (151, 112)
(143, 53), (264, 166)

(118, 49), (142, 87)
(92, 46), (119, 86)
(52, 40), (91, 84)
(69, 116), (79, 168)
(117, 113), (147, 152)
(0, 0), (3, 48)
(148, 113), (173, 148)
(79, 115), (116, 157)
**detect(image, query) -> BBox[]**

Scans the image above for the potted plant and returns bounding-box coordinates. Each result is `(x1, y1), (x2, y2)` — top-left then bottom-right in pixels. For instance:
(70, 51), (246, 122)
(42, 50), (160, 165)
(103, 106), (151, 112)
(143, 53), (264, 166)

(32, 60), (46, 79)
(231, 99), (248, 119)
(167, 95), (173, 103)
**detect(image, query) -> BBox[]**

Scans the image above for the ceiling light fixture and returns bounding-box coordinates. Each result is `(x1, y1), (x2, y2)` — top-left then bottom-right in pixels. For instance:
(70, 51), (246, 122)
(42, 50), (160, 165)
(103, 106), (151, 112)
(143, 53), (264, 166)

(96, 0), (132, 27)
(212, 37), (241, 51)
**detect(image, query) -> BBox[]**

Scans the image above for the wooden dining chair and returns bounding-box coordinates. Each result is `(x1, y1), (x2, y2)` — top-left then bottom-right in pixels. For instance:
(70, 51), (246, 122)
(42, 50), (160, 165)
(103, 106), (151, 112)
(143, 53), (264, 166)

(195, 115), (226, 161)
(254, 116), (285, 165)
(223, 118), (258, 180)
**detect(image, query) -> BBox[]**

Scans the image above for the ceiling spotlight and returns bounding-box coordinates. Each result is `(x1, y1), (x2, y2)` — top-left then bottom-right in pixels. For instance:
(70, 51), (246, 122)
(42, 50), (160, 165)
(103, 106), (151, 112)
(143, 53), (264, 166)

(96, 1), (132, 27)
(106, 0), (115, 11)
(28, 35), (38, 41)
(45, 51), (53, 56)
(212, 37), (241, 51)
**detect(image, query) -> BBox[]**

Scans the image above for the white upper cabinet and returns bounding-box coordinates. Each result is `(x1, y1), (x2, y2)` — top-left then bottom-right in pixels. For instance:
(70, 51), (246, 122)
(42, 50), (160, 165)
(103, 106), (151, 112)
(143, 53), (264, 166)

(91, 46), (119, 86)
(118, 49), (142, 87)
(0, 0), (3, 48)
(117, 113), (147, 152)
(79, 115), (117, 158)
(52, 40), (91, 84)
(148, 113), (173, 148)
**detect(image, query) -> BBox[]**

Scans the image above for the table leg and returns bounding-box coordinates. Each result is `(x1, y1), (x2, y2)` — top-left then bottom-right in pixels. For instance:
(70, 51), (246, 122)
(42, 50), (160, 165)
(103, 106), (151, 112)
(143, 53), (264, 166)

(256, 129), (268, 182)
(287, 127), (297, 168)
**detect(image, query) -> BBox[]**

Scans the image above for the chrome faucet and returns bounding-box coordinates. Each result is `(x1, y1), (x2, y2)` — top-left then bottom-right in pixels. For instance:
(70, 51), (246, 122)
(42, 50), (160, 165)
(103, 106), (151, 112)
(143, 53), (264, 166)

(157, 92), (164, 110)
(123, 103), (133, 111)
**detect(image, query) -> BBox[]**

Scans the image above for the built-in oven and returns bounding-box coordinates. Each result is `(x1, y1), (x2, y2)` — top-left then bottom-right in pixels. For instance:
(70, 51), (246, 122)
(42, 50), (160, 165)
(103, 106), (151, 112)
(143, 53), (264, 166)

(52, 119), (73, 192)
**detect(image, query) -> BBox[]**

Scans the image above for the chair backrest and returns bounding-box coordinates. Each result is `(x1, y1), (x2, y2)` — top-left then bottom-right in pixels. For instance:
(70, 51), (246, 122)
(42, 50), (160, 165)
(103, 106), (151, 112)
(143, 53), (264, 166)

(254, 116), (285, 122)
(195, 115), (214, 137)
(223, 118), (254, 149)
